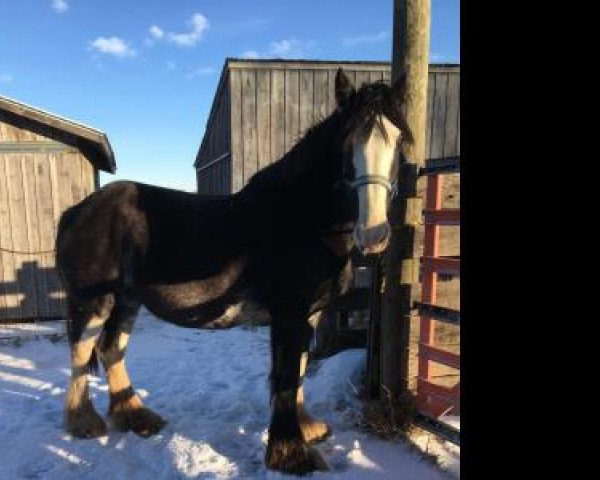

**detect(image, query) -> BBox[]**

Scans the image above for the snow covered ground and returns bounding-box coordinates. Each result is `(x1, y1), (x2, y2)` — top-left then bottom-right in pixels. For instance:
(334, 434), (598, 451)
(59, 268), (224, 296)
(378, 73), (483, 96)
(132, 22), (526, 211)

(0, 311), (459, 479)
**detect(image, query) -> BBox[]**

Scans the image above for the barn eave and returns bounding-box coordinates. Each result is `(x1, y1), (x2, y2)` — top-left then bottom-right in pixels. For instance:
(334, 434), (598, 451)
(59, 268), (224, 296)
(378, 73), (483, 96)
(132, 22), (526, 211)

(0, 95), (116, 174)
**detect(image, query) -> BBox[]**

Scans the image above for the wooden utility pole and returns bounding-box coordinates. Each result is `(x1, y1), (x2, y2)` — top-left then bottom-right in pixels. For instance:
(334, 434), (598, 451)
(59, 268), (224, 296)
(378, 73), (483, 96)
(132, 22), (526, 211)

(380, 0), (431, 400)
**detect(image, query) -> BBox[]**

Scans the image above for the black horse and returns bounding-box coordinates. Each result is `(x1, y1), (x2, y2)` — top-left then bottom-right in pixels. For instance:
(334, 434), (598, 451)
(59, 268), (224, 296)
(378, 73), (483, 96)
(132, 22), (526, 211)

(56, 68), (412, 475)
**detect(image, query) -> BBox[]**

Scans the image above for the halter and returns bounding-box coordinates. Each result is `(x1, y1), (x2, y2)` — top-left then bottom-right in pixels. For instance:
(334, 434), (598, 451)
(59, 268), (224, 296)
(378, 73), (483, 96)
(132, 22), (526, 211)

(335, 174), (399, 199)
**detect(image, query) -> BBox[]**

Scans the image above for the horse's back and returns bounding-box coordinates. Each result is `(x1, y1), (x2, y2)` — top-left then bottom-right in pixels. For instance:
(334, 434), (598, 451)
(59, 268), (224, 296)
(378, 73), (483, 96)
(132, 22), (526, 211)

(56, 180), (240, 293)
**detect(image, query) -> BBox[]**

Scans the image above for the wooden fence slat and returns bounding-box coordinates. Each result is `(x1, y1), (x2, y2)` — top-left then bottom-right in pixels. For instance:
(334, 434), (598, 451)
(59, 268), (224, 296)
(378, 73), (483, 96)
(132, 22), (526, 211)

(423, 208), (460, 226)
(417, 378), (460, 409)
(413, 302), (460, 325)
(421, 256), (460, 277)
(418, 343), (460, 370)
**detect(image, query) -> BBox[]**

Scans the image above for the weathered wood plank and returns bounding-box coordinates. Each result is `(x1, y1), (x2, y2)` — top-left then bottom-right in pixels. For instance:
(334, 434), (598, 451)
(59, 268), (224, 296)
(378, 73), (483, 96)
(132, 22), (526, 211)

(430, 73), (448, 160)
(21, 154), (42, 319)
(241, 69), (258, 184)
(0, 155), (11, 320)
(7, 154), (33, 318)
(270, 69), (286, 164)
(299, 70), (314, 135)
(84, 155), (96, 196)
(443, 73), (460, 157)
(313, 70), (329, 122)
(224, 82), (232, 191)
(256, 69), (271, 170)
(382, 69), (392, 84)
(229, 69), (244, 193)
(284, 69), (300, 152)
(49, 153), (65, 315)
(328, 69), (338, 113)
(68, 152), (84, 204)
(369, 70), (385, 84)
(0, 158), (8, 322)
(0, 156), (21, 319)
(34, 153), (57, 318)
(425, 73), (436, 159)
(355, 70), (371, 89)
(346, 70), (357, 89)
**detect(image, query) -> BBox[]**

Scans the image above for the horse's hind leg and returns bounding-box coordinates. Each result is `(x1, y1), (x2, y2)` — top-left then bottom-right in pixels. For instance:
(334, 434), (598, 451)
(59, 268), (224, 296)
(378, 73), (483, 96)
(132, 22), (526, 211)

(65, 293), (114, 438)
(97, 295), (166, 437)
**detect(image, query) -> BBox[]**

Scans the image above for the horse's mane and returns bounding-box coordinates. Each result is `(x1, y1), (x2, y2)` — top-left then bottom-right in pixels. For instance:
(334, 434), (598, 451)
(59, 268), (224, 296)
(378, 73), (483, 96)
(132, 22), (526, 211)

(242, 111), (343, 194)
(241, 79), (413, 196)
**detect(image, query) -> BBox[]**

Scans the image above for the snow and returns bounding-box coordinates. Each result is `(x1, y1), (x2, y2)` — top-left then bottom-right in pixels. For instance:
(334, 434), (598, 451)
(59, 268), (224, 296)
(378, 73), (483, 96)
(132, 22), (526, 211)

(0, 312), (459, 479)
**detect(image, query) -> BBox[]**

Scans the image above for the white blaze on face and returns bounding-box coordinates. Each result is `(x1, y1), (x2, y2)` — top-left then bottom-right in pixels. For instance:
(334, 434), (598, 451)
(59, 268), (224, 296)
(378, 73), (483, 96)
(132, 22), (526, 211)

(352, 115), (401, 231)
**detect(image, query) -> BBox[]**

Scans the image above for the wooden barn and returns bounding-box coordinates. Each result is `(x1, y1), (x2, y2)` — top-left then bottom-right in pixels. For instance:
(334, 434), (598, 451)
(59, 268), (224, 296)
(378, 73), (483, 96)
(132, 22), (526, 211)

(0, 96), (115, 322)
(194, 58), (459, 194)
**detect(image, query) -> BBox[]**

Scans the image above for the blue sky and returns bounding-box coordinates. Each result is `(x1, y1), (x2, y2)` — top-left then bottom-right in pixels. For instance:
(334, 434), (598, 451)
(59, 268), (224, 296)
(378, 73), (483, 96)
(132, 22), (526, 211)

(0, 0), (459, 192)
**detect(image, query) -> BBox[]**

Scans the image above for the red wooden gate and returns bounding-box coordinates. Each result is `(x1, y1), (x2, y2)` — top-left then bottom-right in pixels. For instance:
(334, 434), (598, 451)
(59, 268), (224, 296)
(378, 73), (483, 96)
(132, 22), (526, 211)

(415, 157), (460, 421)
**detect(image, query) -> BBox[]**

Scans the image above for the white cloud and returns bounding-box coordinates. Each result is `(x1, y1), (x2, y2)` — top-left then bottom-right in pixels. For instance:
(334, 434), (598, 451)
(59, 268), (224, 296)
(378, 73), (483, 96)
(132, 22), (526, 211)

(89, 37), (136, 58)
(149, 25), (164, 39)
(0, 73), (13, 83)
(51, 0), (68, 13)
(342, 31), (389, 47)
(168, 13), (209, 47)
(268, 39), (314, 58)
(241, 50), (260, 59)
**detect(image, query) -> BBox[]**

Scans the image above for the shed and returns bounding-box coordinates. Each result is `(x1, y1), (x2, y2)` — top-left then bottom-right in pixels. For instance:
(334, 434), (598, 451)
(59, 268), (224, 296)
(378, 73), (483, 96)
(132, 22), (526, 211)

(194, 58), (459, 194)
(0, 95), (115, 322)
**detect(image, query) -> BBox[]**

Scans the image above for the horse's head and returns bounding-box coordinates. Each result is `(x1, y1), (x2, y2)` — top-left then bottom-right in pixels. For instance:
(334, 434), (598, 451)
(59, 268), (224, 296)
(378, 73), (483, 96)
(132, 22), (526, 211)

(334, 68), (412, 256)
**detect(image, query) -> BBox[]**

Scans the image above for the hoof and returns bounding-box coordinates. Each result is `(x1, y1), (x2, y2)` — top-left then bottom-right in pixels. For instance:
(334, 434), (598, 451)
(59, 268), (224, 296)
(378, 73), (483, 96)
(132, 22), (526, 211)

(298, 409), (332, 444)
(265, 437), (329, 475)
(66, 402), (108, 438)
(110, 398), (166, 437)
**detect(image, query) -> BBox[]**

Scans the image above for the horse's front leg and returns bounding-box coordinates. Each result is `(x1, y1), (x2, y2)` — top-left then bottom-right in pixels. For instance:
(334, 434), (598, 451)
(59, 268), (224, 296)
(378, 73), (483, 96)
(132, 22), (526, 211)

(265, 317), (329, 474)
(297, 351), (331, 444)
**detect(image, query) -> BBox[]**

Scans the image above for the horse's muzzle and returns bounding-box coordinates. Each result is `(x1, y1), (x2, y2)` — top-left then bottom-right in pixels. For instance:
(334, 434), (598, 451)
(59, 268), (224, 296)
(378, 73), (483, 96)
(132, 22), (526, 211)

(354, 222), (391, 255)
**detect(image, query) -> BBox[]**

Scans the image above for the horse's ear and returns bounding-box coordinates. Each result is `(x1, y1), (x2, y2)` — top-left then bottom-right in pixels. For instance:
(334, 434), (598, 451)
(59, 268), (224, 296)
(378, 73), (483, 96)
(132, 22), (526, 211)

(391, 71), (408, 103)
(335, 68), (356, 110)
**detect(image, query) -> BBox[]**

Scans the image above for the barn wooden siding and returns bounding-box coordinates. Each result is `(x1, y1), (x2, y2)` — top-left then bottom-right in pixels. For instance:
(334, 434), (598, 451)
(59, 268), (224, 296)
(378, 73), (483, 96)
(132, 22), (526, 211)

(195, 59), (460, 194)
(0, 121), (96, 321)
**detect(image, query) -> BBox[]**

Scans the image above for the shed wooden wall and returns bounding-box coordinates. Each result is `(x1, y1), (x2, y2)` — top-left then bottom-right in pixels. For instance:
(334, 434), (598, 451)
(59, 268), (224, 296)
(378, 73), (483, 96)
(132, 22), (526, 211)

(196, 61), (459, 195)
(196, 69), (231, 195)
(0, 120), (96, 321)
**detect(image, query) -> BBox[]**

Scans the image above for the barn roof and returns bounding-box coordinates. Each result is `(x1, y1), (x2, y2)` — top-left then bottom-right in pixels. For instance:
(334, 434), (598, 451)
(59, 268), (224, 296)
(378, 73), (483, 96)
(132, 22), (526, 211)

(0, 95), (116, 173)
